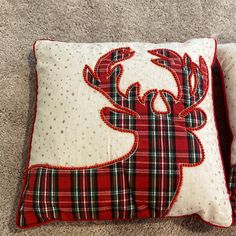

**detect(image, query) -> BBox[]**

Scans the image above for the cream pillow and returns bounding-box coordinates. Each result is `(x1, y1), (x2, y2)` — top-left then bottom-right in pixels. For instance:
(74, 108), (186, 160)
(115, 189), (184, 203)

(17, 39), (232, 228)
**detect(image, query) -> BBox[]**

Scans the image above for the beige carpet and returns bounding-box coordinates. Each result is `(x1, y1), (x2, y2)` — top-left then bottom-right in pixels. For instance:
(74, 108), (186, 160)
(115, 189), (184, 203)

(1, 0), (236, 235)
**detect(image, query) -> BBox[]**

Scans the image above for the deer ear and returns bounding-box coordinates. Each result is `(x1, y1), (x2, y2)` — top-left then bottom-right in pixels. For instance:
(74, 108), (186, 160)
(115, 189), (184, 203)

(83, 64), (100, 87)
(100, 107), (135, 132)
(160, 91), (177, 114)
(183, 108), (207, 130)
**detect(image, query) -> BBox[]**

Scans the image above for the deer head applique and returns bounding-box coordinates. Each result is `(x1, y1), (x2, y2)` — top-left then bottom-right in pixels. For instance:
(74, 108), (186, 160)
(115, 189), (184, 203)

(83, 47), (209, 217)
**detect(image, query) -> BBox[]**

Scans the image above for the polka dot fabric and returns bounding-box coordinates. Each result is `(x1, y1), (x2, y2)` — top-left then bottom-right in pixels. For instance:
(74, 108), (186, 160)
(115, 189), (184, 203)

(16, 39), (232, 228)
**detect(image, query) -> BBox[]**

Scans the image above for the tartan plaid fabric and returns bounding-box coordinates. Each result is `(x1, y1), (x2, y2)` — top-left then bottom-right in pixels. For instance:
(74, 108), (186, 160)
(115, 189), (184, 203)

(229, 166), (236, 221)
(17, 48), (208, 227)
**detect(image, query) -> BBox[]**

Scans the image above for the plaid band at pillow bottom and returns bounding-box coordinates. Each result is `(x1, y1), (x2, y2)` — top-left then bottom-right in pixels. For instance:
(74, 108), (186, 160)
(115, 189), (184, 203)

(17, 164), (179, 228)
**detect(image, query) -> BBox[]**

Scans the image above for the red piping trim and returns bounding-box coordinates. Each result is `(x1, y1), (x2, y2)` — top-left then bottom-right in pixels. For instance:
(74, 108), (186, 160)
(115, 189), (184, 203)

(16, 39), (40, 228)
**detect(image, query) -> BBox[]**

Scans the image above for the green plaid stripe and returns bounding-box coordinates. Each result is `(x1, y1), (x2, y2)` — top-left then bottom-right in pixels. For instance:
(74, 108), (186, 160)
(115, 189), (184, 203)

(165, 97), (177, 206)
(33, 168), (44, 222)
(49, 169), (60, 219)
(148, 92), (158, 217)
(110, 163), (121, 218)
(109, 50), (122, 218)
(71, 170), (82, 219)
(125, 85), (137, 219)
(88, 169), (98, 219)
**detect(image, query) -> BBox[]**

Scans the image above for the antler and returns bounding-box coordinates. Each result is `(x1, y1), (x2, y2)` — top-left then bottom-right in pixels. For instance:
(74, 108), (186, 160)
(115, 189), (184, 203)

(83, 47), (137, 115)
(148, 49), (209, 130)
(83, 47), (159, 132)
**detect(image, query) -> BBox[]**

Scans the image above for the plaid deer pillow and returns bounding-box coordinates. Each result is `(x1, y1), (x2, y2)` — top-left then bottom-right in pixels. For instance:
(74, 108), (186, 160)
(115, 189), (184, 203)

(17, 38), (232, 228)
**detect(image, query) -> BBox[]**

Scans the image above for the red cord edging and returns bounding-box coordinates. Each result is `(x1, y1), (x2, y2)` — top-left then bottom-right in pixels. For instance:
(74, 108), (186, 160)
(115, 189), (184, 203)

(16, 39), (41, 229)
(16, 39), (58, 228)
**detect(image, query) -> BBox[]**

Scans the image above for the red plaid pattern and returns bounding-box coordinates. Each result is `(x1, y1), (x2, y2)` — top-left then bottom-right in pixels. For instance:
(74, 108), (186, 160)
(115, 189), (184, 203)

(17, 48), (209, 227)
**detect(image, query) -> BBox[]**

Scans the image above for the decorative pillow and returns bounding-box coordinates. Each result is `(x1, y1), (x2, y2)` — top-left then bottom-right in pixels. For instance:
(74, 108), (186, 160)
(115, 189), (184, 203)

(17, 38), (232, 228)
(217, 44), (236, 224)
